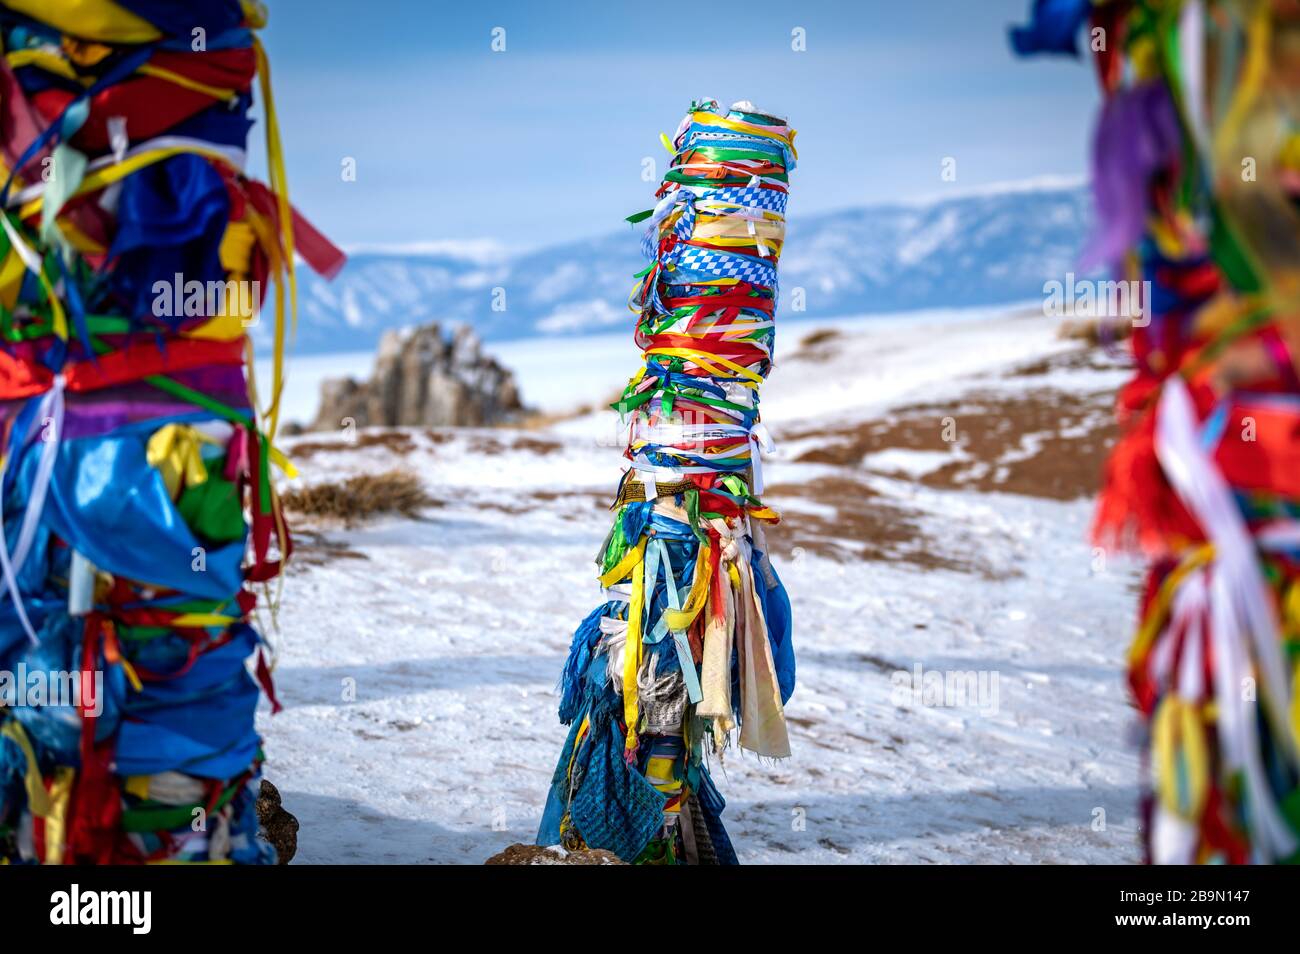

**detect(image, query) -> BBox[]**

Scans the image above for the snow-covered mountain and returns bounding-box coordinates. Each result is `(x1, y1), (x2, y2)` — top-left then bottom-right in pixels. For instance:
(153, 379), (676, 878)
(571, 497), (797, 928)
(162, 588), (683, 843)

(265, 181), (1092, 354)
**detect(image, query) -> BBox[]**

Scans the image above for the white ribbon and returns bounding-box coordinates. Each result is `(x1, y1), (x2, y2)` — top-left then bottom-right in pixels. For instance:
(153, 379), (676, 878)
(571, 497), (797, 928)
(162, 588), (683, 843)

(0, 375), (65, 645)
(628, 417), (774, 493)
(0, 212), (45, 276)
(748, 420), (774, 494)
(1154, 378), (1297, 860)
(6, 135), (247, 209)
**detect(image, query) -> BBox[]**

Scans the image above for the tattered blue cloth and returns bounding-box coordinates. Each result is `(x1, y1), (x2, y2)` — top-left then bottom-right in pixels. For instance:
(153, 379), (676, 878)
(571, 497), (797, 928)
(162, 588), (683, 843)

(753, 546), (795, 705)
(107, 153), (230, 325)
(114, 623), (261, 778)
(7, 612), (126, 764)
(8, 424), (247, 601)
(112, 0), (245, 36)
(1009, 0), (1090, 56)
(535, 720), (578, 847)
(169, 94), (255, 150)
(556, 601), (623, 726)
(696, 769), (739, 865)
(569, 719), (666, 862)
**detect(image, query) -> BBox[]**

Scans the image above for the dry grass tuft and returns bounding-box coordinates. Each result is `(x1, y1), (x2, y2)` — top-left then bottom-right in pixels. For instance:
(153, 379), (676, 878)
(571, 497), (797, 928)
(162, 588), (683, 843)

(797, 327), (841, 350)
(280, 470), (436, 524)
(1055, 317), (1134, 346)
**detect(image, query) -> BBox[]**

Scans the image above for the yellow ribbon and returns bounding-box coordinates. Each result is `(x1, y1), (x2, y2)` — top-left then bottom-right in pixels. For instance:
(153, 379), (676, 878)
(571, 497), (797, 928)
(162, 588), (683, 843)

(146, 424), (215, 499)
(689, 110), (796, 153)
(1291, 658), (1300, 753)
(1, 52), (236, 105)
(1127, 544), (1215, 669)
(0, 214), (69, 340)
(622, 543), (647, 755)
(644, 347), (763, 386)
(597, 538), (646, 589)
(181, 222), (262, 342)
(1153, 696), (1210, 821)
(123, 775), (150, 800)
(662, 543), (712, 631)
(1212, 2), (1271, 166)
(252, 36), (297, 443)
(52, 218), (107, 257)
(149, 859), (235, 865)
(5, 49), (80, 81)
(0, 244), (26, 311)
(137, 64), (239, 103)
(599, 539), (648, 755)
(0, 719), (53, 818)
(119, 657), (143, 693)
(41, 768), (76, 865)
(0, 0), (161, 43)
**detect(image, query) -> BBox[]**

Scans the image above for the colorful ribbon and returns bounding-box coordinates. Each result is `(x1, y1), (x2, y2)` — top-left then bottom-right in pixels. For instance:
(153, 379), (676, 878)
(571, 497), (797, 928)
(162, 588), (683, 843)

(1014, 0), (1300, 865)
(536, 100), (797, 866)
(0, 0), (342, 865)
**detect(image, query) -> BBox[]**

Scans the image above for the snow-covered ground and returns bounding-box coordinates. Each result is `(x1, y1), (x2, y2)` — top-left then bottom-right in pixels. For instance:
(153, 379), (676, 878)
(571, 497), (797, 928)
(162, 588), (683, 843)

(258, 306), (1144, 864)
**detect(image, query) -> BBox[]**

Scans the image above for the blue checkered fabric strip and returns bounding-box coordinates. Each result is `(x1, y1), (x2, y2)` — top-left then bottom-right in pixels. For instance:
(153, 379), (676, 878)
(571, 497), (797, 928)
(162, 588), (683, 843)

(570, 721), (667, 861)
(673, 245), (777, 285)
(640, 185), (787, 262)
(701, 185), (787, 214)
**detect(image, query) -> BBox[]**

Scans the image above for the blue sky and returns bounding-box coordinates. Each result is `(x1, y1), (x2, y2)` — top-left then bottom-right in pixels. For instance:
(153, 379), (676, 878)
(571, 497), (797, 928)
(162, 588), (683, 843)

(253, 0), (1098, 251)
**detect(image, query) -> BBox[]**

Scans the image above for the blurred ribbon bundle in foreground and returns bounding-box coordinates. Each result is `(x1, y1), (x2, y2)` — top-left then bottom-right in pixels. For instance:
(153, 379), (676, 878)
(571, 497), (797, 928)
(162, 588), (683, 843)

(0, 0), (342, 864)
(1015, 0), (1300, 864)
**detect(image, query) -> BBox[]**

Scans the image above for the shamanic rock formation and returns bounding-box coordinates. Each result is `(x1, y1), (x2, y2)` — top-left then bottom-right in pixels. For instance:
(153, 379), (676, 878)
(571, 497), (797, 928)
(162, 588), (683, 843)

(311, 323), (524, 430)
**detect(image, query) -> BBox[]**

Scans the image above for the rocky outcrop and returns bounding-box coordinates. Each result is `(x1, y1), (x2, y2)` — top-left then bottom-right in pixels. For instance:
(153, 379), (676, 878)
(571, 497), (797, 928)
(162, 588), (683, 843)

(311, 323), (524, 431)
(256, 779), (299, 864)
(484, 844), (625, 865)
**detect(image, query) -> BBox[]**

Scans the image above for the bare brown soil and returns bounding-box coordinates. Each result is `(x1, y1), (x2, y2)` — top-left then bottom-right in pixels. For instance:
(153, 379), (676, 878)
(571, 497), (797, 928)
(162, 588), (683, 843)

(763, 344), (1123, 572)
(782, 347), (1119, 502)
(288, 430), (417, 460)
(466, 434), (563, 457)
(762, 474), (987, 574)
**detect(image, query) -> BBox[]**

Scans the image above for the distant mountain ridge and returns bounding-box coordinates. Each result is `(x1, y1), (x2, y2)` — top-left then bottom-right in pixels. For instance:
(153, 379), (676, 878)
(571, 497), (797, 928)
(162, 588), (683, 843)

(260, 181), (1092, 354)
